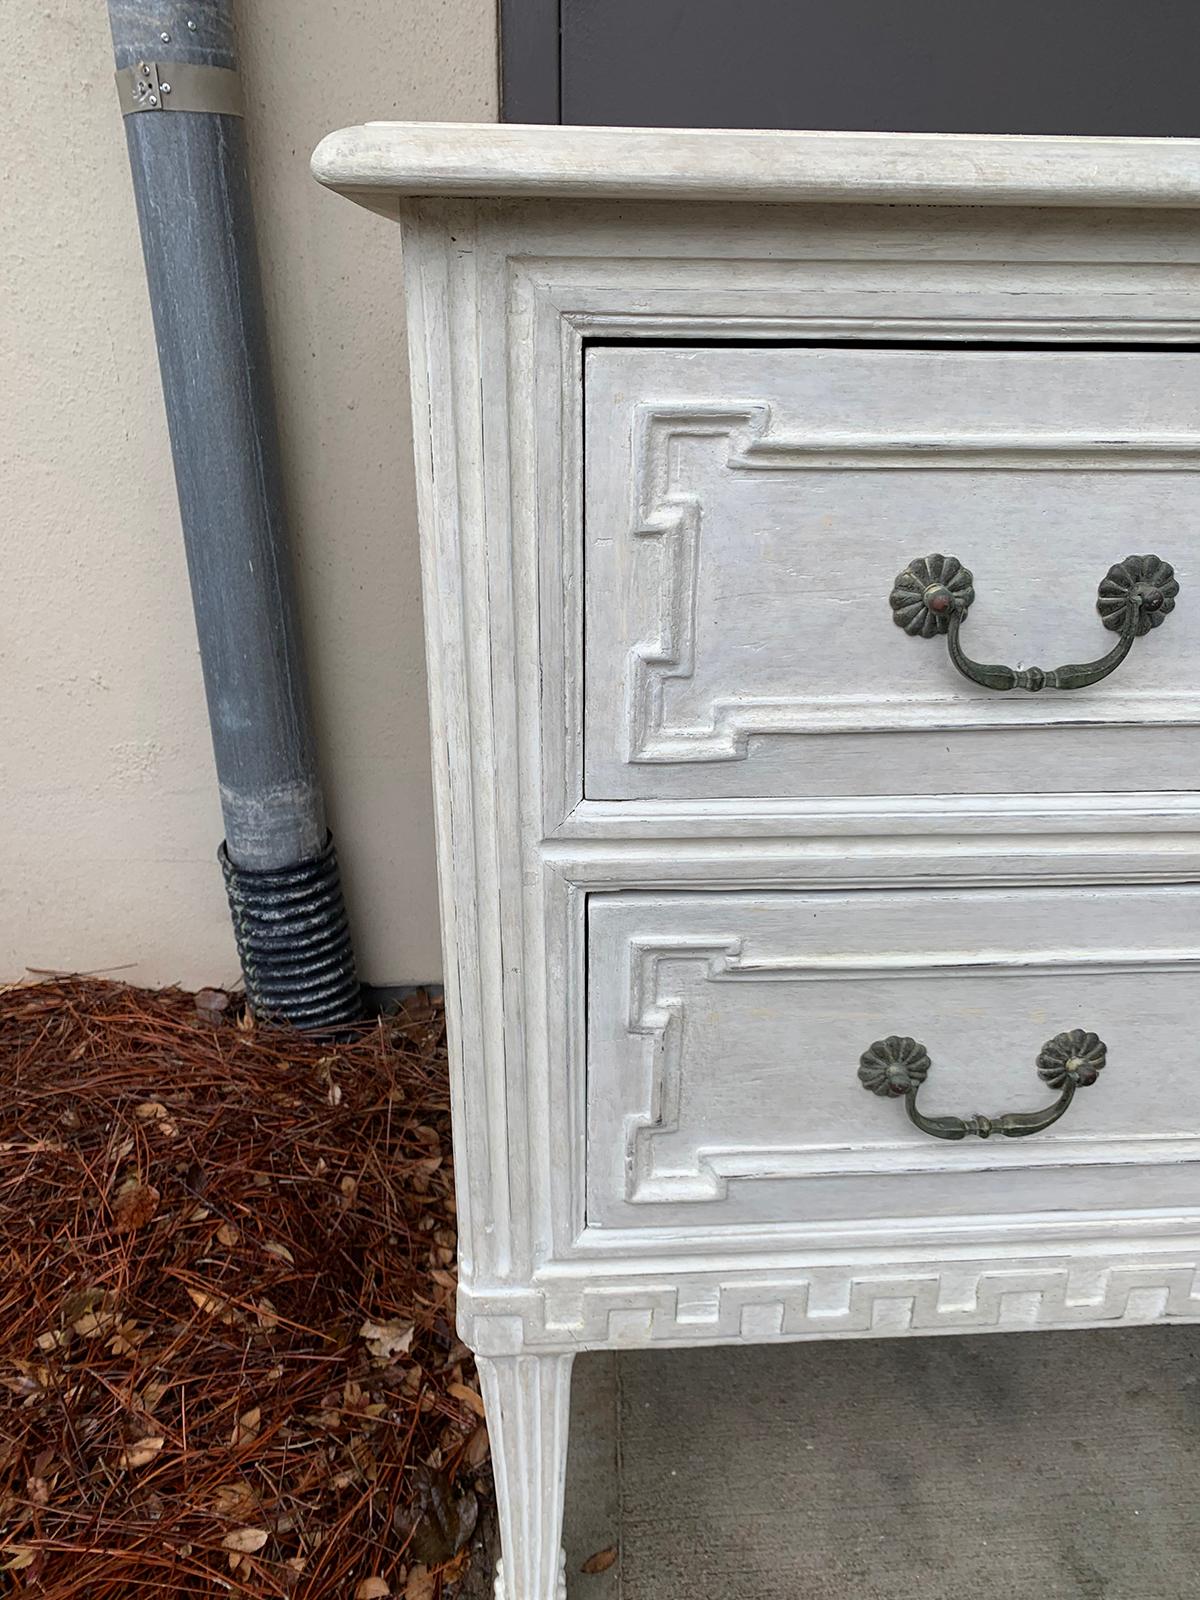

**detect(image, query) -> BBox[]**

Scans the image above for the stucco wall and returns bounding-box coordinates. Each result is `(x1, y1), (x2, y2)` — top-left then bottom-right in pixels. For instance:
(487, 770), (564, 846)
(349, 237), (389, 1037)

(0, 1), (498, 987)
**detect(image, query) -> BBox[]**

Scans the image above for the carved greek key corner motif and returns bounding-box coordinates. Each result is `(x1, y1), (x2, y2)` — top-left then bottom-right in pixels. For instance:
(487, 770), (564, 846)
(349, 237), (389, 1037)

(625, 938), (744, 1204)
(458, 1260), (1200, 1355)
(626, 402), (775, 766)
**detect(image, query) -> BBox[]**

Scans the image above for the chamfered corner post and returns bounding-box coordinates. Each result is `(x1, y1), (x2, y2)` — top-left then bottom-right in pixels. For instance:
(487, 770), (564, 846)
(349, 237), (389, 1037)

(106, 0), (362, 1028)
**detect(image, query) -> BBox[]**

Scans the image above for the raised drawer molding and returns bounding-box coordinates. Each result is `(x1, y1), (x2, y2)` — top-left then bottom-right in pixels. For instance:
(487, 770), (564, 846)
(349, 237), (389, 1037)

(313, 125), (1200, 1599)
(585, 348), (1200, 798)
(586, 886), (1200, 1224)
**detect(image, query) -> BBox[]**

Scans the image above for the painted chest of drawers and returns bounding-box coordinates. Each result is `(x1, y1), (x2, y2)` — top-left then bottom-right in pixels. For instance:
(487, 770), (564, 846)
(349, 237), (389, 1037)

(313, 124), (1200, 1598)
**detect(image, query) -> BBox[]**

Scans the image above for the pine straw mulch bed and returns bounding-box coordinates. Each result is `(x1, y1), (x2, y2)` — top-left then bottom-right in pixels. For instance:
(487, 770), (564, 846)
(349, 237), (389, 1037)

(0, 978), (491, 1600)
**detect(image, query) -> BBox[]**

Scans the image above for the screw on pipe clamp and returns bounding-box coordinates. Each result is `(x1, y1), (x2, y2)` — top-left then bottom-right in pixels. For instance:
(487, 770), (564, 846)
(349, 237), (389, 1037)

(115, 61), (244, 117)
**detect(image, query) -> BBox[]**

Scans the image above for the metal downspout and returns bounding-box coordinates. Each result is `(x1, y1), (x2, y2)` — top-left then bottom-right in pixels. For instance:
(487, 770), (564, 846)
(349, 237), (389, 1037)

(107, 0), (362, 1027)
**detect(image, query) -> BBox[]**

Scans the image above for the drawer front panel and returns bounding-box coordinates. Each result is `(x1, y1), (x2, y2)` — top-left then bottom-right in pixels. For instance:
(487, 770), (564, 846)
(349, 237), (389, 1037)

(583, 345), (1199, 800)
(585, 886), (1200, 1232)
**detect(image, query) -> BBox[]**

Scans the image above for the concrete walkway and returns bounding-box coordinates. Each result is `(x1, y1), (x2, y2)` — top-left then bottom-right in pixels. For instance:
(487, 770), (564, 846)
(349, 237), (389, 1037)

(562, 1326), (1200, 1599)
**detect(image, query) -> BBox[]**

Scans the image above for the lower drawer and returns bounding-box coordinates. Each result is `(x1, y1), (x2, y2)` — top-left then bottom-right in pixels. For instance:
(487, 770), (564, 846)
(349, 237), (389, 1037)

(585, 885), (1200, 1233)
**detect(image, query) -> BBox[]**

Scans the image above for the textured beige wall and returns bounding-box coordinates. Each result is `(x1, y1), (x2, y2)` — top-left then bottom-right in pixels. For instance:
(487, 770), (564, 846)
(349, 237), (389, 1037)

(0, 1), (497, 987)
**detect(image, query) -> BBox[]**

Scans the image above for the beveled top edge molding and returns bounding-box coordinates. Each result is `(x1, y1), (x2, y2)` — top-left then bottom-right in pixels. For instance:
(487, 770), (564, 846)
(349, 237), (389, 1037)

(312, 122), (1200, 212)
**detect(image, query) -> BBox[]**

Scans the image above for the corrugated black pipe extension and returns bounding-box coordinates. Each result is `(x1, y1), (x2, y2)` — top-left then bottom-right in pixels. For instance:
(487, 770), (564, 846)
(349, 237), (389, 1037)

(220, 837), (360, 1028)
(107, 0), (362, 1027)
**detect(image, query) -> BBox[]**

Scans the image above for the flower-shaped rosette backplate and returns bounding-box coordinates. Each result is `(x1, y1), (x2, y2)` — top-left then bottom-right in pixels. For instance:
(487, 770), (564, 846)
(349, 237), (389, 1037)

(1036, 1029), (1107, 1090)
(858, 1035), (932, 1098)
(1097, 554), (1178, 638)
(890, 554), (976, 637)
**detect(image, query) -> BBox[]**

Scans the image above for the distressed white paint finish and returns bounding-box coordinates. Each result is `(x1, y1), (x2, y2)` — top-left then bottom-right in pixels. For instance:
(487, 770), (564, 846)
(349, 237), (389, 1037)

(584, 346), (1200, 798)
(477, 1355), (572, 1600)
(314, 125), (1200, 1597)
(312, 123), (1200, 209)
(460, 1251), (1200, 1352)
(586, 886), (1200, 1227)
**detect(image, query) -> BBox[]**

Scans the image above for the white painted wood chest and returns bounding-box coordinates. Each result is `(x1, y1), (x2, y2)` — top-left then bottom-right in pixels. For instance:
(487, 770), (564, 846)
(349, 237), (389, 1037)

(313, 124), (1200, 1598)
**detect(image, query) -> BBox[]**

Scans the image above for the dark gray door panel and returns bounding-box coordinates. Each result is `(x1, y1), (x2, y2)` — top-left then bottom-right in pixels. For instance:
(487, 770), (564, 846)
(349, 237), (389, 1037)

(503, 0), (1200, 136)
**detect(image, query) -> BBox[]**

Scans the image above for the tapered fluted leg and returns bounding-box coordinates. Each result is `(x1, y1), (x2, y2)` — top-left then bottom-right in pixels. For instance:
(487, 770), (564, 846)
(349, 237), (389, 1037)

(477, 1352), (574, 1600)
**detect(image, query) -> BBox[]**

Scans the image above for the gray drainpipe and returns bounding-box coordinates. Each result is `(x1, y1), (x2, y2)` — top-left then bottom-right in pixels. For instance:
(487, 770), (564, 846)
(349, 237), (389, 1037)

(107, 0), (362, 1028)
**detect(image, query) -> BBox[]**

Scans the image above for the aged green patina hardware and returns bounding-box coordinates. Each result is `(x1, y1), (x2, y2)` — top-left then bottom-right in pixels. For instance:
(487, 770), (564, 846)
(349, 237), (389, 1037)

(889, 553), (1178, 691)
(857, 1029), (1107, 1141)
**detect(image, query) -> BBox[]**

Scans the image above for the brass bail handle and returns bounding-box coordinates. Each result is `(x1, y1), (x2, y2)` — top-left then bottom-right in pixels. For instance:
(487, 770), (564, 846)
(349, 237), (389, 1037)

(857, 1029), (1108, 1141)
(889, 554), (1178, 692)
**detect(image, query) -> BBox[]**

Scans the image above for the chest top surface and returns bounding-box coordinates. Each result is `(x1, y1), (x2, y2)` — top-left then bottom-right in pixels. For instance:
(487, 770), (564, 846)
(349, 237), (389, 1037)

(313, 122), (1200, 210)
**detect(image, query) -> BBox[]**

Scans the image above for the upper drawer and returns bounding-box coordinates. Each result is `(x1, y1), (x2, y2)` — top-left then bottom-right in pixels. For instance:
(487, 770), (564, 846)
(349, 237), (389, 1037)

(583, 345), (1198, 801)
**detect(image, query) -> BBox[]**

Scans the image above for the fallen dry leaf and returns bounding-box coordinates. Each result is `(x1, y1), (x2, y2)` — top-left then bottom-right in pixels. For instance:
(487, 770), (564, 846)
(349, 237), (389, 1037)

(447, 1381), (486, 1418)
(263, 1240), (295, 1265)
(186, 1285), (240, 1325)
(404, 1465), (478, 1565)
(72, 1308), (119, 1339)
(216, 1220), (239, 1247)
(581, 1547), (618, 1575)
(1, 1373), (40, 1397)
(463, 1423), (490, 1468)
(138, 1380), (170, 1413)
(404, 1565), (435, 1600)
(355, 1578), (391, 1599)
(211, 1480), (259, 1520)
(119, 1436), (165, 1470)
(62, 1287), (105, 1322)
(222, 1527), (269, 1554)
(114, 1181), (160, 1231)
(350, 1433), (380, 1482)
(441, 1549), (470, 1584)
(360, 1317), (414, 1361)
(107, 1319), (147, 1356)
(134, 1100), (167, 1121)
(230, 1406), (261, 1447)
